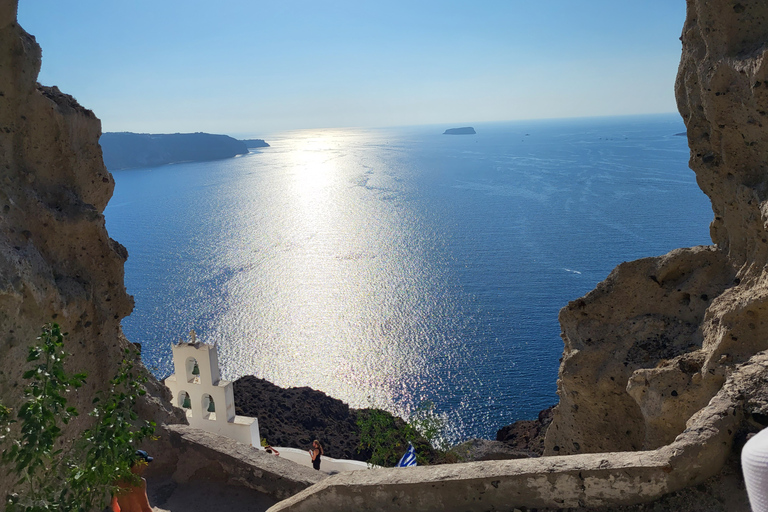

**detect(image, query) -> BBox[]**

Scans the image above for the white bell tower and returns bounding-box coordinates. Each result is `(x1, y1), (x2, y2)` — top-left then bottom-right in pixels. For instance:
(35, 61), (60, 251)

(164, 332), (260, 447)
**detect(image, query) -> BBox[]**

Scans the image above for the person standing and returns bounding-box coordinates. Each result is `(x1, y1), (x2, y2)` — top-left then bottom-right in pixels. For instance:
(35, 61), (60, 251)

(310, 440), (323, 471)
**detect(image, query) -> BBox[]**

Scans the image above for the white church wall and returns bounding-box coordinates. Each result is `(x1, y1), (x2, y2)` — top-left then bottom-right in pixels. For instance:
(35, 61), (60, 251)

(164, 333), (259, 447)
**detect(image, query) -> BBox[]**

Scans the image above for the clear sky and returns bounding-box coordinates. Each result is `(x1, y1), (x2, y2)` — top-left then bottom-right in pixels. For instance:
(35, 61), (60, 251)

(18, 1), (686, 136)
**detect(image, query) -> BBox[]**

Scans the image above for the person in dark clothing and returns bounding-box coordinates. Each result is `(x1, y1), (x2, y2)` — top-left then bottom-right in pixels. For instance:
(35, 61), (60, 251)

(310, 439), (323, 470)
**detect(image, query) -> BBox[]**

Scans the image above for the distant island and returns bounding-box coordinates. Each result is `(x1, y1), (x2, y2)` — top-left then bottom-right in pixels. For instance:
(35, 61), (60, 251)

(100, 132), (252, 171)
(443, 127), (476, 135)
(240, 139), (270, 148)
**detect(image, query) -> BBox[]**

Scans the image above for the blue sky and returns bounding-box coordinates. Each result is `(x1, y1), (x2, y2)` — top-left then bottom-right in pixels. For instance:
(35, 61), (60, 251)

(18, 1), (686, 136)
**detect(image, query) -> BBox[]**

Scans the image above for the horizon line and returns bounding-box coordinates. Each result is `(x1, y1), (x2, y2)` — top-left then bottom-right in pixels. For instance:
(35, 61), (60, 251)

(103, 111), (683, 140)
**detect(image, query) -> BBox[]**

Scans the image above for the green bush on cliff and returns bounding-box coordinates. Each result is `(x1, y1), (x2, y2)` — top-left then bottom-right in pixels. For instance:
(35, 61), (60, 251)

(356, 401), (449, 467)
(0, 324), (155, 512)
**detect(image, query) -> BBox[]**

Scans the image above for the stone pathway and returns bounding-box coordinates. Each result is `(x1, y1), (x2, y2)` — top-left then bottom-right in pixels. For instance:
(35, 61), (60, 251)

(148, 478), (278, 512)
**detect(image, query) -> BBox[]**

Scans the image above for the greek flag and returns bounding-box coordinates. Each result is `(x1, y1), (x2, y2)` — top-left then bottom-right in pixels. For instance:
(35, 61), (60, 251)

(396, 443), (417, 467)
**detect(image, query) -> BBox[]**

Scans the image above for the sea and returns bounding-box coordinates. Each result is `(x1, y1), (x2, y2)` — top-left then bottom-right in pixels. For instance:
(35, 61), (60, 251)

(103, 114), (713, 442)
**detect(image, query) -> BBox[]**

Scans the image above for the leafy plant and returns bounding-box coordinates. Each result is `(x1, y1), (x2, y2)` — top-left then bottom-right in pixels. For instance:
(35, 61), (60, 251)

(356, 408), (406, 467)
(0, 404), (10, 442)
(356, 401), (447, 467)
(0, 324), (155, 512)
(408, 401), (450, 452)
(2, 324), (86, 511)
(70, 349), (156, 510)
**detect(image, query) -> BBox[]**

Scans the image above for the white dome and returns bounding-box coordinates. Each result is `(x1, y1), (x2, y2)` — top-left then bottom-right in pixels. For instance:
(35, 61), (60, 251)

(743, 427), (768, 512)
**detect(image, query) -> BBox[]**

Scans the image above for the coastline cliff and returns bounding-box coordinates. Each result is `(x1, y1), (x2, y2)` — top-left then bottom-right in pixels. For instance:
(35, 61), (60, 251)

(241, 138), (270, 148)
(100, 131), (249, 170)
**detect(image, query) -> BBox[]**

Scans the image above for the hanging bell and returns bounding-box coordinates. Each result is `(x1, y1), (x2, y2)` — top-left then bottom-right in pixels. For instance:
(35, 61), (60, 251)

(207, 399), (216, 413)
(192, 362), (200, 375)
(182, 395), (191, 409)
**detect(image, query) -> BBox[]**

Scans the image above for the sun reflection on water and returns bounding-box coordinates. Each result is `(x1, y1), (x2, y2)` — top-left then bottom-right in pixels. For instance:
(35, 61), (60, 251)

(203, 128), (458, 422)
(107, 116), (714, 442)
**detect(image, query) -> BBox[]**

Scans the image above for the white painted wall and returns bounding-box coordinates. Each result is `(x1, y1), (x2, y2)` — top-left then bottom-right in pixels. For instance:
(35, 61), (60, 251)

(270, 447), (374, 473)
(163, 335), (378, 473)
(164, 336), (260, 447)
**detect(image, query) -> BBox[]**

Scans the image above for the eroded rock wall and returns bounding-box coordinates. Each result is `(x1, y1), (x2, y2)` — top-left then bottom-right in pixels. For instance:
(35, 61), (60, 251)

(545, 0), (768, 456)
(0, 1), (178, 495)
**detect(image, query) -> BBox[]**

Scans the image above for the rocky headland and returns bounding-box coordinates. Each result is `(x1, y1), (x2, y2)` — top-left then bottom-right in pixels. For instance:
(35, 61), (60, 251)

(233, 375), (540, 466)
(99, 131), (249, 170)
(233, 376), (371, 461)
(241, 138), (270, 149)
(233, 376), (453, 464)
(443, 126), (476, 135)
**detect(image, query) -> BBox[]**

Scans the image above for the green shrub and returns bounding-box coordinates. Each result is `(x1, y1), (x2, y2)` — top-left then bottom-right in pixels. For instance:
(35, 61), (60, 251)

(0, 324), (155, 512)
(71, 348), (156, 510)
(356, 401), (447, 467)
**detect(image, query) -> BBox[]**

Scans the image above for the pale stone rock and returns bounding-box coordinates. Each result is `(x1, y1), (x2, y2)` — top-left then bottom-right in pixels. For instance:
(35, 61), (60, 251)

(545, 0), (768, 461)
(545, 247), (734, 454)
(0, 0), (180, 496)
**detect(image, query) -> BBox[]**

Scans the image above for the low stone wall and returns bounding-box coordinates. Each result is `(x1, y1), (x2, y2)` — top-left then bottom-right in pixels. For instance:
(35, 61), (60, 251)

(263, 351), (768, 511)
(166, 425), (326, 501)
(161, 350), (766, 511)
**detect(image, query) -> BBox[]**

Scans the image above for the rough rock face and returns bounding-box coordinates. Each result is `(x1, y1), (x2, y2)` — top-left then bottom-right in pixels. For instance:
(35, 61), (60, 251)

(233, 376), (363, 460)
(0, 1), (178, 495)
(233, 375), (441, 464)
(496, 405), (553, 456)
(545, 0), (768, 458)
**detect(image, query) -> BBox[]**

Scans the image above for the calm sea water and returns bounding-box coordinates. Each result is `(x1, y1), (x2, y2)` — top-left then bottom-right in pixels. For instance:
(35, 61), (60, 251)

(104, 114), (712, 441)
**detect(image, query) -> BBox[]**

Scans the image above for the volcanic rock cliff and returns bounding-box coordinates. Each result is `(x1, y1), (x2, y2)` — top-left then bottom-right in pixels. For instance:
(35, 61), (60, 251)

(544, 0), (768, 460)
(0, 1), (179, 496)
(100, 132), (249, 171)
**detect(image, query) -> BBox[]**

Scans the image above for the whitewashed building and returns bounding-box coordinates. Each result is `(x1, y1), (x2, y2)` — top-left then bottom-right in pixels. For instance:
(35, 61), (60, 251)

(163, 332), (374, 473)
(164, 332), (260, 447)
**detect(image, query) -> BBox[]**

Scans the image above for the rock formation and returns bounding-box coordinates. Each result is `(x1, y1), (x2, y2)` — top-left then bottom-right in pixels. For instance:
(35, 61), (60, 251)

(443, 126), (476, 135)
(241, 138), (270, 149)
(233, 376), (363, 460)
(233, 375), (442, 464)
(545, 0), (768, 462)
(0, 1), (179, 497)
(100, 132), (249, 170)
(496, 405), (553, 455)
